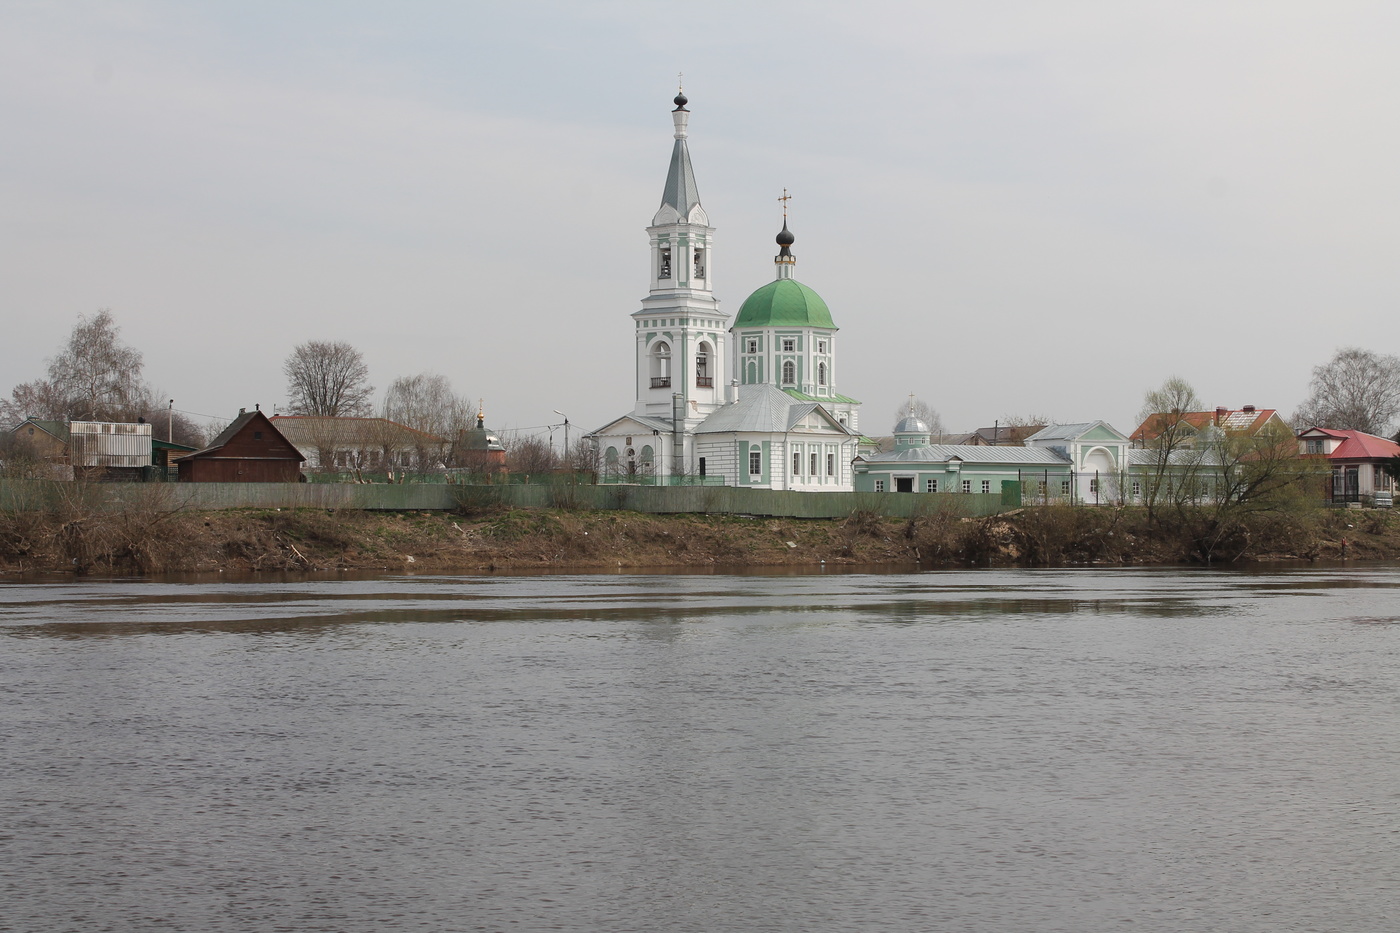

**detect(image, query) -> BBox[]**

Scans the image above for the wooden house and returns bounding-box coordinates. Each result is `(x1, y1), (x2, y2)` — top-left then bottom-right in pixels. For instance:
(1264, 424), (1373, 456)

(175, 409), (304, 482)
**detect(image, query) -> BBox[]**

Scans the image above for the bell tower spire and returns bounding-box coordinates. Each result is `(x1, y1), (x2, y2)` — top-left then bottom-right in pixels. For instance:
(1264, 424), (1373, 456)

(632, 89), (727, 436)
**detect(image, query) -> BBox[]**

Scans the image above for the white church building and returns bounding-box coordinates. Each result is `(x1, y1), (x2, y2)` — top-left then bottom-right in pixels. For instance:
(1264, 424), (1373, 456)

(589, 92), (864, 490)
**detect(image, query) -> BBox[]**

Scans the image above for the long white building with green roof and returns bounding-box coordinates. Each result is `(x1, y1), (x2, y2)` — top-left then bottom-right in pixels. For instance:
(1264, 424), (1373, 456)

(589, 92), (864, 490)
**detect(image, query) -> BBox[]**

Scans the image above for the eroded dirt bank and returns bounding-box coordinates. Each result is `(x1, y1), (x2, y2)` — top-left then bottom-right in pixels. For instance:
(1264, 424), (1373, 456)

(2, 502), (1396, 576)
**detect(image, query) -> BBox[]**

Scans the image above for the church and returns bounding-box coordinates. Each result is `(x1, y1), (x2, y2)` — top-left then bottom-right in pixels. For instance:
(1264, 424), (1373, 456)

(589, 93), (865, 490)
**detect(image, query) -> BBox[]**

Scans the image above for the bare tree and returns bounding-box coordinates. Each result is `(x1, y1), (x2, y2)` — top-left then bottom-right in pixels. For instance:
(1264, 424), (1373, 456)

(892, 396), (945, 435)
(997, 413), (1054, 446)
(381, 372), (471, 468)
(1293, 346), (1400, 436)
(567, 436), (601, 474)
(283, 341), (373, 417)
(1137, 377), (1206, 522)
(3, 310), (156, 423)
(506, 433), (559, 475)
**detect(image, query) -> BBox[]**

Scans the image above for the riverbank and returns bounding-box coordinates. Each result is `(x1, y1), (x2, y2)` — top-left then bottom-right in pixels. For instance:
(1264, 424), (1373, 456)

(2, 500), (1395, 576)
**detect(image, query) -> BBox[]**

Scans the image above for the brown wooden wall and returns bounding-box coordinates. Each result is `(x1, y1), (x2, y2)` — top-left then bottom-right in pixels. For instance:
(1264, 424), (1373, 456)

(176, 411), (304, 483)
(178, 458), (302, 483)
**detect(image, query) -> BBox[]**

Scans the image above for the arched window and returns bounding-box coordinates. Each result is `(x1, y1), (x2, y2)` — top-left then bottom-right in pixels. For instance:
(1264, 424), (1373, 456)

(818, 362), (827, 386)
(650, 341), (671, 388)
(782, 360), (796, 385)
(696, 341), (713, 387)
(639, 445), (655, 474)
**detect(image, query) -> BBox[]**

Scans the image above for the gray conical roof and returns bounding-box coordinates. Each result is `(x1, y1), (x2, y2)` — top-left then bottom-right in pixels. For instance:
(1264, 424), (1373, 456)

(660, 137), (701, 218)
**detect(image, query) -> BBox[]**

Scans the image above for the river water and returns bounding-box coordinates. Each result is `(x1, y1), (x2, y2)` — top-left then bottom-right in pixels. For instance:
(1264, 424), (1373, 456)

(2, 566), (1399, 932)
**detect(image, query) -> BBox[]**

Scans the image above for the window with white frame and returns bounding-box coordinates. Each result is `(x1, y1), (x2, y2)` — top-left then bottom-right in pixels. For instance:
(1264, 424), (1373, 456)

(746, 338), (758, 354)
(749, 450), (761, 475)
(792, 450), (801, 475)
(782, 360), (796, 385)
(782, 337), (796, 352)
(817, 339), (827, 353)
(1305, 438), (1324, 454)
(1061, 480), (1071, 495)
(818, 362), (827, 386)
(1132, 481), (1141, 497)
(926, 478), (937, 493)
(875, 479), (885, 492)
(1089, 478), (1099, 494)
(981, 480), (991, 494)
(827, 453), (835, 476)
(810, 452), (818, 476)
(962, 479), (971, 493)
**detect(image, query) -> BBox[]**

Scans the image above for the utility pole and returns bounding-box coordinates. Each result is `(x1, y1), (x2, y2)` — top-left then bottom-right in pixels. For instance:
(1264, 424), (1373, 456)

(168, 399), (174, 442)
(553, 410), (570, 466)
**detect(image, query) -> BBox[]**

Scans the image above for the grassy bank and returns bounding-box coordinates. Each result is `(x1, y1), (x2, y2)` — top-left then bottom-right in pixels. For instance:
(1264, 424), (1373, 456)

(1, 498), (1395, 576)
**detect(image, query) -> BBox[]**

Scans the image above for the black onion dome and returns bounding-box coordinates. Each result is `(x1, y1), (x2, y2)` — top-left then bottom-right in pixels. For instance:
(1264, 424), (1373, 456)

(673, 92), (688, 111)
(776, 220), (795, 246)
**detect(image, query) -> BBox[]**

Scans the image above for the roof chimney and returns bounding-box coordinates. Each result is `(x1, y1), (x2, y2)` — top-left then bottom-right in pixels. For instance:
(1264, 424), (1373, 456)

(1215, 406), (1226, 425)
(1242, 405), (1256, 412)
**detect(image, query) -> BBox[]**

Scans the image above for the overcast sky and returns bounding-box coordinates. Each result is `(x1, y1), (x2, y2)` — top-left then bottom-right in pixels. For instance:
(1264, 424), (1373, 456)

(5, 1), (1400, 441)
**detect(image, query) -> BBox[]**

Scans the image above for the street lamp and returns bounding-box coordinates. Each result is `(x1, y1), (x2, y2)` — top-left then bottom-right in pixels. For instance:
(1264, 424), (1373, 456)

(553, 410), (570, 464)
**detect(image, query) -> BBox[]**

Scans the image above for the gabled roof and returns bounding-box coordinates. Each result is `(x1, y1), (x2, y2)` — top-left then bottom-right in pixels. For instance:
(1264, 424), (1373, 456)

(1305, 428), (1400, 461)
(179, 409), (303, 462)
(13, 418), (69, 442)
(695, 384), (853, 435)
(1026, 421), (1126, 443)
(589, 413), (675, 437)
(1132, 408), (1281, 441)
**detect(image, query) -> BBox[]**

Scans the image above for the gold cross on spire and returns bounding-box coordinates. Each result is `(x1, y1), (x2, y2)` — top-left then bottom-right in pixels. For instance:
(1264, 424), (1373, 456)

(778, 188), (791, 220)
(908, 392), (917, 415)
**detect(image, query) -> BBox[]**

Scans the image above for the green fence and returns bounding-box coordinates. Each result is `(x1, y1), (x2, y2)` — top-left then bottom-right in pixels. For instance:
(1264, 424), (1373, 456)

(0, 479), (1011, 519)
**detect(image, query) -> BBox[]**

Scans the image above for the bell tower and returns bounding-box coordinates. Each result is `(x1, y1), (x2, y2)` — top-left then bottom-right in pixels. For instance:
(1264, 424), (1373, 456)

(632, 89), (728, 436)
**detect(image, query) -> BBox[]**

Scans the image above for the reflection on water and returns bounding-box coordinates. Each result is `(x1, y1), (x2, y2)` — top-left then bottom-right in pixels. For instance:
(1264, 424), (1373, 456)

(3, 565), (1400, 932)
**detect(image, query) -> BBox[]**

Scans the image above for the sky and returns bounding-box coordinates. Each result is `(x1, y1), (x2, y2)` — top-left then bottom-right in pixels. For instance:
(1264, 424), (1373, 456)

(5, 1), (1400, 443)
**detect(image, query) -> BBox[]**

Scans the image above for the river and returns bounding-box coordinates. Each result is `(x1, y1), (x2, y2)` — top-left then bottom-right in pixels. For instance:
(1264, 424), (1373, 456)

(2, 566), (1399, 932)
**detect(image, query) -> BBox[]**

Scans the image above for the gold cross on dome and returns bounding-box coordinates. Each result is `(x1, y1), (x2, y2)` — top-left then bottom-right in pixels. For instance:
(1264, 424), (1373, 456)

(778, 188), (791, 219)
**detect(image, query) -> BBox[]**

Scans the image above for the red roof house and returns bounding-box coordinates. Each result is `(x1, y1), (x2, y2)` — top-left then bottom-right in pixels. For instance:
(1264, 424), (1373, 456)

(1297, 427), (1400, 504)
(1131, 405), (1288, 447)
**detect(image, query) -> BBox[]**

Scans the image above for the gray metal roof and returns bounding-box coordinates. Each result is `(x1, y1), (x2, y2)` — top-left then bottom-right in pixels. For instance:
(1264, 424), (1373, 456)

(1026, 422), (1101, 442)
(862, 444), (1072, 465)
(1127, 448), (1209, 467)
(659, 138), (701, 220)
(894, 416), (930, 434)
(695, 384), (851, 435)
(589, 413), (675, 436)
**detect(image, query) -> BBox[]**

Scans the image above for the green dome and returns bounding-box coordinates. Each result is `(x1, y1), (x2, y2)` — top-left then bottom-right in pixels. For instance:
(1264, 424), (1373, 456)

(733, 278), (836, 329)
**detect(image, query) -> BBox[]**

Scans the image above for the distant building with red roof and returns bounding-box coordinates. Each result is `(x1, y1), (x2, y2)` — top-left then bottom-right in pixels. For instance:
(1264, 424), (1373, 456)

(1297, 427), (1399, 505)
(1131, 405), (1289, 448)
